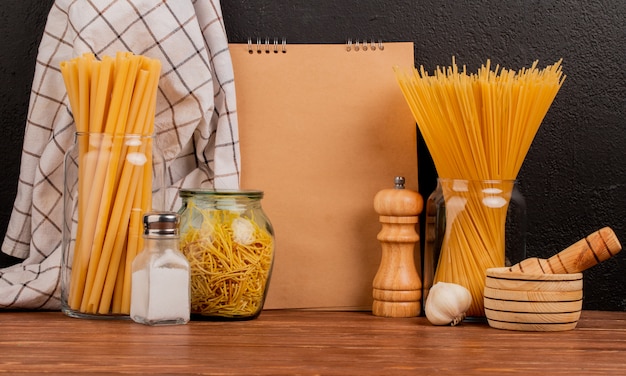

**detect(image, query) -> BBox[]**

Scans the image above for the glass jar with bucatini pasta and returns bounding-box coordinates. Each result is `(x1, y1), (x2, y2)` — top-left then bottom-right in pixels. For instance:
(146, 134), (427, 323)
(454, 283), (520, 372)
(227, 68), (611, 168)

(59, 52), (165, 319)
(61, 132), (166, 319)
(178, 189), (275, 320)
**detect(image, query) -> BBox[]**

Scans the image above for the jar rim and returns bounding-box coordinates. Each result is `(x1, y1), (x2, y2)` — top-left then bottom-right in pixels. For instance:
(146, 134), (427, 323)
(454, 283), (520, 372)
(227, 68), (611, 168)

(179, 188), (264, 198)
(437, 178), (517, 183)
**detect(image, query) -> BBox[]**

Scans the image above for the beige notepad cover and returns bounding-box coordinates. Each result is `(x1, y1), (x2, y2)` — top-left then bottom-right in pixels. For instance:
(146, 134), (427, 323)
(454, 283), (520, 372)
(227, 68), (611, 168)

(231, 42), (417, 310)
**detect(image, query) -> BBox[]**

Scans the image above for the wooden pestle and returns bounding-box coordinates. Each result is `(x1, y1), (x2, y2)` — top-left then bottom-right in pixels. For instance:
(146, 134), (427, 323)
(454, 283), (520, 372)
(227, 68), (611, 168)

(509, 227), (622, 274)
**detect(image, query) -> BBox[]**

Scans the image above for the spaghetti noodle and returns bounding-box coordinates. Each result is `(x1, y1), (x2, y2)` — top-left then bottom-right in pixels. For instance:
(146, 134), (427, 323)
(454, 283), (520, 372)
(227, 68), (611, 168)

(395, 59), (565, 316)
(179, 199), (274, 319)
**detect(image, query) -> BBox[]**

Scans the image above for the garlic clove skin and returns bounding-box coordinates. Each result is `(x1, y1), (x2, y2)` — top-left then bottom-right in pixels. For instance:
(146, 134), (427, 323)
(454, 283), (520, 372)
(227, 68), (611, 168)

(425, 282), (472, 326)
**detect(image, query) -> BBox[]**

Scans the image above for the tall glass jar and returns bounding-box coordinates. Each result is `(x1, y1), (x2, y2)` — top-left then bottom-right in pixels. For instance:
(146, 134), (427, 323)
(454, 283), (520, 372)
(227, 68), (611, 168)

(61, 132), (165, 319)
(422, 178), (526, 318)
(178, 189), (275, 320)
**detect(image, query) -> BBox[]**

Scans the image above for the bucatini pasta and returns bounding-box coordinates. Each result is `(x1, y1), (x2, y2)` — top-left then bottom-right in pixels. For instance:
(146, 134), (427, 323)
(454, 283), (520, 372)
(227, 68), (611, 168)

(61, 52), (161, 315)
(395, 59), (564, 316)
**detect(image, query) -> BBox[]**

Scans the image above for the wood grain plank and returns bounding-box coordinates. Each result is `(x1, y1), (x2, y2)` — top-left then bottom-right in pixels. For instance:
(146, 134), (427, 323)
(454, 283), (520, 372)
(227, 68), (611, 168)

(0, 310), (626, 374)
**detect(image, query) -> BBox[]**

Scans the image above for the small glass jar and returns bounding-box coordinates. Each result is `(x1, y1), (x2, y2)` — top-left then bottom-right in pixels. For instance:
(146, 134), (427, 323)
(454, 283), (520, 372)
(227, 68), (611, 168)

(422, 178), (527, 318)
(130, 212), (190, 326)
(61, 132), (165, 319)
(178, 189), (275, 320)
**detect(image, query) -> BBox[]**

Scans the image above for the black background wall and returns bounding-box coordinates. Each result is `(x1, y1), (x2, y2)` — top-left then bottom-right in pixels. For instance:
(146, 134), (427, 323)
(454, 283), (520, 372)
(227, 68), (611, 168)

(1, 1), (625, 310)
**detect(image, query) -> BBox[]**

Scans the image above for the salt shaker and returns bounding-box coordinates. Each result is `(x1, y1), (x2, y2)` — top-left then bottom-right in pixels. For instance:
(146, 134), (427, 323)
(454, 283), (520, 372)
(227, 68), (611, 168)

(372, 176), (423, 317)
(130, 212), (190, 325)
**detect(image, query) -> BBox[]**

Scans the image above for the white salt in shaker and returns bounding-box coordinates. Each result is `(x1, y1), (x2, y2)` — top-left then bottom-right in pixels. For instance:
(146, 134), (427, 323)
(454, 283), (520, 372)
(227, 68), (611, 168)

(130, 212), (190, 325)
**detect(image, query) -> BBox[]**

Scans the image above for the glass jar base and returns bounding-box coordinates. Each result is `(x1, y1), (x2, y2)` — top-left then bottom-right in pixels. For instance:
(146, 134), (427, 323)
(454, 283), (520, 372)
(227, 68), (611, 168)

(462, 316), (487, 324)
(131, 317), (189, 326)
(62, 307), (129, 320)
(190, 312), (262, 321)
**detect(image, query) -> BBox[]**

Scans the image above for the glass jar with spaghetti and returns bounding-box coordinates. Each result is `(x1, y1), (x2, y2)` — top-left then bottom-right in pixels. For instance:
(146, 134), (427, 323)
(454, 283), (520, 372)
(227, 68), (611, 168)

(422, 178), (527, 319)
(177, 189), (275, 320)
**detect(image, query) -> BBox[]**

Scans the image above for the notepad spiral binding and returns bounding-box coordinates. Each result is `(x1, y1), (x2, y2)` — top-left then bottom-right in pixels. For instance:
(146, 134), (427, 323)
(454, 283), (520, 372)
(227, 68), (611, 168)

(247, 37), (287, 54)
(346, 39), (384, 52)
(246, 37), (385, 53)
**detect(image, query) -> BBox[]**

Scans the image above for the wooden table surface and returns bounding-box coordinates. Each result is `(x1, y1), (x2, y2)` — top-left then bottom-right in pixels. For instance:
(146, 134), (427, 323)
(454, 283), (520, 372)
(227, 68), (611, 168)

(1, 309), (626, 375)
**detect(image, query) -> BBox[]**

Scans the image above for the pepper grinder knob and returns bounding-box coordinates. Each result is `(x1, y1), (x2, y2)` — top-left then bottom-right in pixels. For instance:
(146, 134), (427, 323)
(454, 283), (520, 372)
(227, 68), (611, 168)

(372, 176), (423, 317)
(394, 176), (405, 189)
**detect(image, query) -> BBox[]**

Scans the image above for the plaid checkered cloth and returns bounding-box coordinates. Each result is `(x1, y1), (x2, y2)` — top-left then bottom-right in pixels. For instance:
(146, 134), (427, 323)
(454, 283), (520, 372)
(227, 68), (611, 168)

(0, 0), (240, 309)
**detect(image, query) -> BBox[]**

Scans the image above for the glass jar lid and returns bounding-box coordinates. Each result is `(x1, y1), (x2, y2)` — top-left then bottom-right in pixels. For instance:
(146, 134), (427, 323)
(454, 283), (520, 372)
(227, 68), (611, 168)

(179, 189), (264, 199)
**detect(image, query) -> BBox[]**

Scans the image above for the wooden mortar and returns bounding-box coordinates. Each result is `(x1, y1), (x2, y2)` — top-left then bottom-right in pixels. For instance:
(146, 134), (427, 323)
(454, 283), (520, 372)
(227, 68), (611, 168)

(484, 267), (584, 331)
(484, 226), (622, 331)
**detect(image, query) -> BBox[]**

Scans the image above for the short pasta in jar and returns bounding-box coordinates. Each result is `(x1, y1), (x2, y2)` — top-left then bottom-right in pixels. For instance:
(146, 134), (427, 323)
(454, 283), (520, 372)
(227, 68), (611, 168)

(178, 189), (274, 320)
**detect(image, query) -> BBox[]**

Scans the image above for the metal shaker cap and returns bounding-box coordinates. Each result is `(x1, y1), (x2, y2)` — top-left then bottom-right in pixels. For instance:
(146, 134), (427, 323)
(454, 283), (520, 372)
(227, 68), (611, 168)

(143, 212), (180, 236)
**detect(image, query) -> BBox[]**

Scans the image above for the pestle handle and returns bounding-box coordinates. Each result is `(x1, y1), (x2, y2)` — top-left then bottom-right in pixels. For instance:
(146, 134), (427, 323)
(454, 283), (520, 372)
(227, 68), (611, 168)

(509, 227), (622, 274)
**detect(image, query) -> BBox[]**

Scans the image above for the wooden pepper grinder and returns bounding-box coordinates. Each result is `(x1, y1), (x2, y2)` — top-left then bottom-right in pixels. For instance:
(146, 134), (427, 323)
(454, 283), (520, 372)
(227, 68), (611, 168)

(372, 176), (423, 317)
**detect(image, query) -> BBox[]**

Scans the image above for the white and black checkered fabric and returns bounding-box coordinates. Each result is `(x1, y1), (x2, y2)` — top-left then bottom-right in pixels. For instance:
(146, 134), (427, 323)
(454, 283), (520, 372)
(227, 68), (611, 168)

(0, 0), (240, 309)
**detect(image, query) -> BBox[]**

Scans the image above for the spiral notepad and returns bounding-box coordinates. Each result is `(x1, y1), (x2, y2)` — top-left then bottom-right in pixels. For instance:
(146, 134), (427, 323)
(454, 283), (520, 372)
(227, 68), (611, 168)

(231, 40), (417, 310)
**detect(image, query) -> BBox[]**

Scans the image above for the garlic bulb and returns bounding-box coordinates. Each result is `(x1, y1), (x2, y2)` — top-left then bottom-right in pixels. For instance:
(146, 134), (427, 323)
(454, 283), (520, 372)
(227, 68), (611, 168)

(425, 282), (472, 326)
(232, 217), (255, 245)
